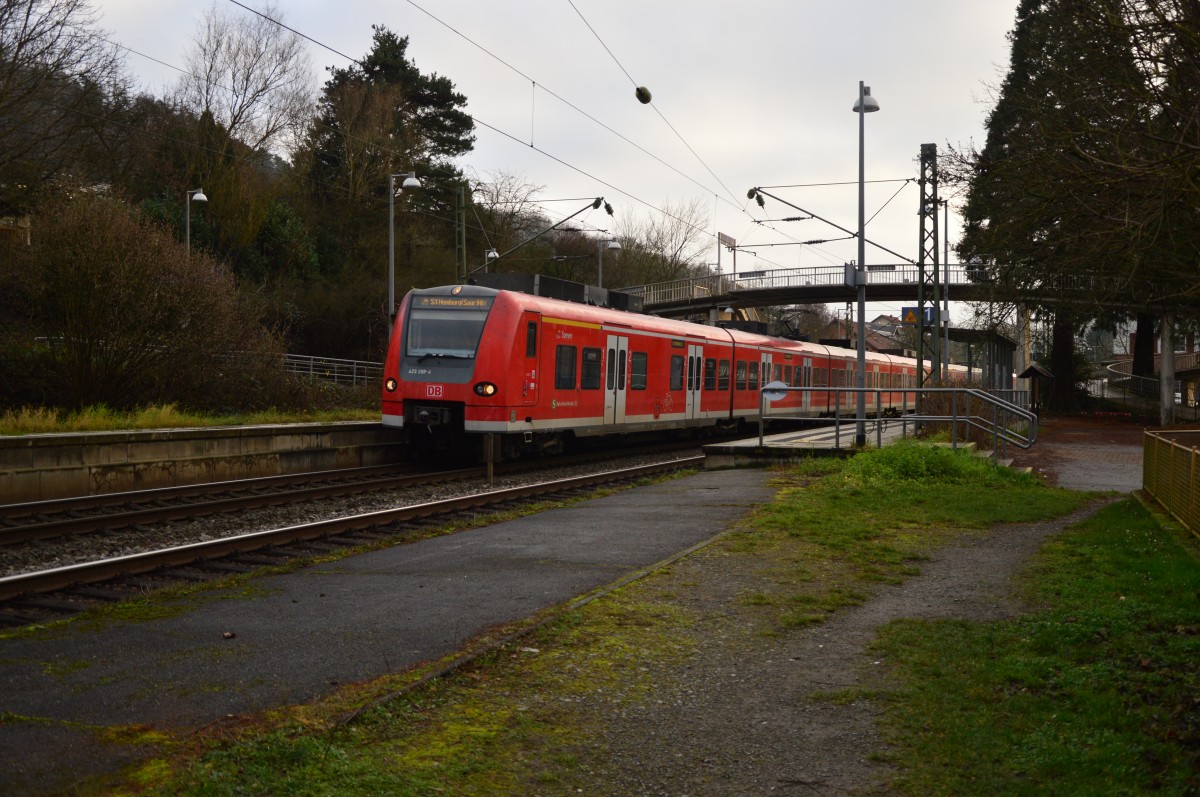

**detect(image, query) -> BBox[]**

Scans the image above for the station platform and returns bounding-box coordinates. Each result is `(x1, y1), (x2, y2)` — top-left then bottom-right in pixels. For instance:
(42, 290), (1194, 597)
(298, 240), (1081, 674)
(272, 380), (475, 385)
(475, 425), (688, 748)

(703, 420), (908, 468)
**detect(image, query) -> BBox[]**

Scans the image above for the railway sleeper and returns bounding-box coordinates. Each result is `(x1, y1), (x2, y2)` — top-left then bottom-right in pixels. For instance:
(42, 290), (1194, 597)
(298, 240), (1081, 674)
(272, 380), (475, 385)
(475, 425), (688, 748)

(69, 585), (133, 601)
(11, 597), (89, 614)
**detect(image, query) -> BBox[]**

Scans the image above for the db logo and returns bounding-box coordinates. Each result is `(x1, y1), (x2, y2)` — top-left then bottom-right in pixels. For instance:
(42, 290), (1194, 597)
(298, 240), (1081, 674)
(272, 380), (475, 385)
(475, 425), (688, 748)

(426, 384), (444, 398)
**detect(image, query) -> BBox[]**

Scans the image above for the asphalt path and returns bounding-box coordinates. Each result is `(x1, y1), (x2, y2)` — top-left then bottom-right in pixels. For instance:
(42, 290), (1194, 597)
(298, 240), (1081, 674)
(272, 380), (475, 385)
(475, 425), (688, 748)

(0, 467), (776, 795)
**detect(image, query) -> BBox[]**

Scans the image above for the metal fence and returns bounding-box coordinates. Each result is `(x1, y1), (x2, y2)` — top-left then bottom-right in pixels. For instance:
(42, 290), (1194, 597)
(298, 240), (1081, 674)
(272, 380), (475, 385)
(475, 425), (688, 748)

(1143, 430), (1200, 537)
(283, 354), (381, 385)
(755, 386), (1036, 460)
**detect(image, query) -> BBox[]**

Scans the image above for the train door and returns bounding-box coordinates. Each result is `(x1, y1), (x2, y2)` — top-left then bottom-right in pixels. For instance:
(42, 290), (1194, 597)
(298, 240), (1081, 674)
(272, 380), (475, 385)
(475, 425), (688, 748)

(521, 312), (540, 407)
(686, 344), (703, 420)
(760, 352), (773, 413)
(605, 334), (628, 425)
(802, 357), (813, 413)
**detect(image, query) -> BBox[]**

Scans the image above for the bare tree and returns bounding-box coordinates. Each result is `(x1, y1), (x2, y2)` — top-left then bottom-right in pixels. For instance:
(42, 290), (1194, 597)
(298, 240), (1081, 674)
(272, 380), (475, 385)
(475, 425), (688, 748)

(612, 197), (711, 287)
(0, 0), (126, 212)
(175, 1), (313, 156)
(469, 170), (546, 257)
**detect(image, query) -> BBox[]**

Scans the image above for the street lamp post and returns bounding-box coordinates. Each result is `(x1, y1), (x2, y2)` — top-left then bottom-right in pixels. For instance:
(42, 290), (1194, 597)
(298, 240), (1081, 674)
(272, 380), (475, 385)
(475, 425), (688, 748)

(852, 81), (880, 447)
(388, 171), (421, 334)
(185, 187), (207, 254)
(597, 236), (621, 288)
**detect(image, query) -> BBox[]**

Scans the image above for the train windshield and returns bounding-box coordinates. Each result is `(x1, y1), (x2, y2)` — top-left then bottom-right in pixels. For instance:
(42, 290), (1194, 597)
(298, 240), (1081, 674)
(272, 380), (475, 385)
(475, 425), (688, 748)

(405, 295), (494, 359)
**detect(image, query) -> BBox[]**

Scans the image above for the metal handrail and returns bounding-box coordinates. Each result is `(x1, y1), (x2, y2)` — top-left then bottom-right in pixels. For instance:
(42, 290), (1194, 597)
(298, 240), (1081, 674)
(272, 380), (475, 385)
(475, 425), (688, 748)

(756, 386), (1037, 461)
(282, 354), (382, 385)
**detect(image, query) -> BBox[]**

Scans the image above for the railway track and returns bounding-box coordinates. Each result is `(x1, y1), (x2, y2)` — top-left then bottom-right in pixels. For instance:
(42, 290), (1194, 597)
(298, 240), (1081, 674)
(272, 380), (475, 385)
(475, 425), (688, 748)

(0, 463), (479, 545)
(0, 456), (703, 627)
(0, 439), (710, 546)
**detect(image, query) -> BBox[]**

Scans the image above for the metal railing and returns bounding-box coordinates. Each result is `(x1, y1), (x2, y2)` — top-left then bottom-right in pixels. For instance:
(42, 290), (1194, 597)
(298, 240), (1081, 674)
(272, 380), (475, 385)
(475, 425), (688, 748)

(1143, 429), (1200, 537)
(1098, 360), (1200, 422)
(756, 386), (1037, 461)
(283, 354), (382, 386)
(623, 264), (1100, 308)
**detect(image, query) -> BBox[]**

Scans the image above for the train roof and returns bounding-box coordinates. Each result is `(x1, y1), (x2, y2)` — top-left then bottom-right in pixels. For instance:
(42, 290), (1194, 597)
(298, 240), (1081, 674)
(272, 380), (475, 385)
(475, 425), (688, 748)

(408, 285), (913, 366)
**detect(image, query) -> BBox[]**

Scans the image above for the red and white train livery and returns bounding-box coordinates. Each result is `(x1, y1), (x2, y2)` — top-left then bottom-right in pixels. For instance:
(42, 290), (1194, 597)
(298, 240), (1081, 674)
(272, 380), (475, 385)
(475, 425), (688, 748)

(382, 284), (959, 458)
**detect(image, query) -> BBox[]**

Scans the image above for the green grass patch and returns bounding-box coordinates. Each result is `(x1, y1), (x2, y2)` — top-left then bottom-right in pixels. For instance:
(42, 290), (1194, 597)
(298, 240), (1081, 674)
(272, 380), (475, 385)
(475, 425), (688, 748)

(147, 592), (696, 796)
(873, 499), (1200, 796)
(0, 404), (377, 435)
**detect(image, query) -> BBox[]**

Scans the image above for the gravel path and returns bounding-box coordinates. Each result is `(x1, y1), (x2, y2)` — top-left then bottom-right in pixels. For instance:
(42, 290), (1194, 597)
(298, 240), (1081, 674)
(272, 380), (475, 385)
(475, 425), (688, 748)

(570, 417), (1144, 795)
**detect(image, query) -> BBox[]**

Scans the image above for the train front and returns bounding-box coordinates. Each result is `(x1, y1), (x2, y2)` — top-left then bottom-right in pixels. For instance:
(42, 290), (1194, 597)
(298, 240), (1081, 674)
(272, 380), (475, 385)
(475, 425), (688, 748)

(382, 285), (504, 453)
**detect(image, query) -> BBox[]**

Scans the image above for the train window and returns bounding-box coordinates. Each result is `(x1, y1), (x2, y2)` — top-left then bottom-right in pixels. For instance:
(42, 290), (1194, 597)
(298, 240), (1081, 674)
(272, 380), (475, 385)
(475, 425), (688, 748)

(719, 359), (730, 391)
(526, 322), (537, 357)
(815, 367), (826, 387)
(406, 306), (490, 358)
(704, 358), (717, 390)
(735, 361), (747, 390)
(670, 355), (684, 391)
(748, 362), (760, 391)
(783, 365), (793, 385)
(773, 364), (783, 382)
(606, 348), (616, 390)
(581, 347), (602, 389)
(629, 351), (645, 390)
(555, 345), (577, 389)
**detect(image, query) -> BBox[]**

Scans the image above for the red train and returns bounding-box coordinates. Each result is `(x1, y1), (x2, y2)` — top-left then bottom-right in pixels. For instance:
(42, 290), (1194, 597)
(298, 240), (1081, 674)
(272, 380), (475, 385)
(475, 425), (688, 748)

(382, 284), (961, 458)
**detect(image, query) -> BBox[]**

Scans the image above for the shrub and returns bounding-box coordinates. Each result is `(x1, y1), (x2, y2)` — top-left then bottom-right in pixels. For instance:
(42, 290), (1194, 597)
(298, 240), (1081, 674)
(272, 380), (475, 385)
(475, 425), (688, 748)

(2, 196), (291, 412)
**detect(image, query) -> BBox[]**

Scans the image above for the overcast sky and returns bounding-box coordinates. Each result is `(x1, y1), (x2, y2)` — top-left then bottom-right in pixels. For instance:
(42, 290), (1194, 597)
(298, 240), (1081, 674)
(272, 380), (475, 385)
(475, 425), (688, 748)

(95, 0), (1019, 321)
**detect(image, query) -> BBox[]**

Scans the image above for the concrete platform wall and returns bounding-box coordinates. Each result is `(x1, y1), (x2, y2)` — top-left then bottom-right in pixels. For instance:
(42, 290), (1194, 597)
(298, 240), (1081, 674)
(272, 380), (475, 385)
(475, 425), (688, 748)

(0, 422), (405, 503)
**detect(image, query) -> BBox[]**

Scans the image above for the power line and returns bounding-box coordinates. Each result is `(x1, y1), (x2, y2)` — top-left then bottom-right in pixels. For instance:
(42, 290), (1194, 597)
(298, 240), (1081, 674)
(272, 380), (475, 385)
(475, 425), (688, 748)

(566, 0), (743, 210)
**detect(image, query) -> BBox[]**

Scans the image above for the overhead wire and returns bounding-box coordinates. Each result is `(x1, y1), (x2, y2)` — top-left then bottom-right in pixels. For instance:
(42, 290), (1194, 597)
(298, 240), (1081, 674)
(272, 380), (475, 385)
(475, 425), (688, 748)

(216, 0), (759, 262)
(566, 0), (743, 209)
(213, 1), (869, 274)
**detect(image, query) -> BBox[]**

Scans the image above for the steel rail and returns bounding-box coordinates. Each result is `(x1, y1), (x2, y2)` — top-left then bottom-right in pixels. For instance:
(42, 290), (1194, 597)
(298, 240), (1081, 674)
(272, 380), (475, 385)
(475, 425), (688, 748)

(0, 456), (703, 602)
(0, 463), (421, 520)
(0, 466), (485, 545)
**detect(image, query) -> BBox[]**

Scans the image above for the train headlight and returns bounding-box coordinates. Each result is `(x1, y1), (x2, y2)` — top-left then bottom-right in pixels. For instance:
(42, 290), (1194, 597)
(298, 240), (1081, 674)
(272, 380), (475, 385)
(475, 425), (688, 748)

(473, 381), (498, 397)
(384, 377), (398, 392)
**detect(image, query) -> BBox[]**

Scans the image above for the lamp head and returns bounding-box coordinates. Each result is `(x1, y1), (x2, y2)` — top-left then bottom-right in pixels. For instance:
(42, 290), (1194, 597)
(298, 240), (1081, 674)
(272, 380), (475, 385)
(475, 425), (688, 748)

(485, 248), (498, 261)
(400, 172), (422, 189)
(190, 188), (207, 202)
(852, 86), (880, 113)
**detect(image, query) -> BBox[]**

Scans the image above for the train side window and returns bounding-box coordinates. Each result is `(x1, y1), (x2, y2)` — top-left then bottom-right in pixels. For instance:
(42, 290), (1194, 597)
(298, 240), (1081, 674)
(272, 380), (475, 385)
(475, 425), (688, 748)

(748, 362), (760, 391)
(718, 359), (730, 390)
(735, 361), (747, 390)
(581, 347), (602, 389)
(670, 355), (684, 391)
(555, 345), (577, 389)
(773, 364), (783, 382)
(627, 351), (642, 389)
(704, 358), (717, 390)
(526, 322), (538, 357)
(783, 365), (793, 385)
